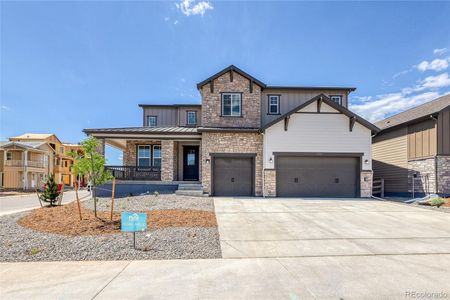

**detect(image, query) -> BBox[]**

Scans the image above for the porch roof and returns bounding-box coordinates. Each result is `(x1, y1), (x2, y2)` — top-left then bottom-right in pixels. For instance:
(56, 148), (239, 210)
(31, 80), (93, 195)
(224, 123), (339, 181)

(83, 126), (200, 135)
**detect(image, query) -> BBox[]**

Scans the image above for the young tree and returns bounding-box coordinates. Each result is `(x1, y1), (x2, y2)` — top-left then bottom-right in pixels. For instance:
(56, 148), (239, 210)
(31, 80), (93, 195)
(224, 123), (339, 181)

(41, 175), (60, 206)
(69, 137), (112, 217)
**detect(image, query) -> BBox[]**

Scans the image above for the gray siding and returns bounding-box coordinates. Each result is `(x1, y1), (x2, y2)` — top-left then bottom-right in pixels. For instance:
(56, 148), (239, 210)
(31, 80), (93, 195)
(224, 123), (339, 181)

(178, 107), (202, 126)
(438, 106), (450, 155)
(143, 107), (178, 127)
(261, 89), (349, 127)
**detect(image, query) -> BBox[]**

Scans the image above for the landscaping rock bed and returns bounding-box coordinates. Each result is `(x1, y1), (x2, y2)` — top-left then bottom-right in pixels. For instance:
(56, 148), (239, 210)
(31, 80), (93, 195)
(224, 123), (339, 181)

(83, 194), (214, 212)
(0, 195), (221, 262)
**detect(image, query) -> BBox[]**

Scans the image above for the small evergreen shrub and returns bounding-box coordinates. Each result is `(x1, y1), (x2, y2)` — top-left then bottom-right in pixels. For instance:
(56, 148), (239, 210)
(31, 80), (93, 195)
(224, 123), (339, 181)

(430, 198), (447, 207)
(41, 175), (60, 206)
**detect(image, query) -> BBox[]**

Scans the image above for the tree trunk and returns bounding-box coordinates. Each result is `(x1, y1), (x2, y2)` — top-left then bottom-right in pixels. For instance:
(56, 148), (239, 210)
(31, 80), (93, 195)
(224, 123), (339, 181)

(92, 186), (97, 218)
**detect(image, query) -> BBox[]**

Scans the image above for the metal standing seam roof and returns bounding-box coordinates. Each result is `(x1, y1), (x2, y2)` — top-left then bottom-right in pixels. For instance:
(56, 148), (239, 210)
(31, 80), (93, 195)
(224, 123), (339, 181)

(375, 94), (450, 131)
(83, 126), (200, 135)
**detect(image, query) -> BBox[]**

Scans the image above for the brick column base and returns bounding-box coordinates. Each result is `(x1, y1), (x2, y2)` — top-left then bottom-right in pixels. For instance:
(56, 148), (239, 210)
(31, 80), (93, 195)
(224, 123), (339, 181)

(360, 170), (373, 198)
(264, 169), (276, 197)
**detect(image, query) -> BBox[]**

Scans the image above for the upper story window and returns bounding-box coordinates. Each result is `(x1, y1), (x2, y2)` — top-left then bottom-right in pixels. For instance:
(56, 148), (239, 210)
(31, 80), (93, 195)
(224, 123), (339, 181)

(268, 95), (280, 115)
(6, 152), (12, 160)
(330, 95), (342, 105)
(60, 146), (64, 154)
(187, 111), (197, 126)
(222, 93), (242, 116)
(147, 116), (157, 127)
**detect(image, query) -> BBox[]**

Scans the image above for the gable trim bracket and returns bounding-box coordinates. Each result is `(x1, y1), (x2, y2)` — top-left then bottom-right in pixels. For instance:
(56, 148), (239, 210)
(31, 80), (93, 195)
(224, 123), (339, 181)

(349, 116), (356, 132)
(284, 116), (290, 131)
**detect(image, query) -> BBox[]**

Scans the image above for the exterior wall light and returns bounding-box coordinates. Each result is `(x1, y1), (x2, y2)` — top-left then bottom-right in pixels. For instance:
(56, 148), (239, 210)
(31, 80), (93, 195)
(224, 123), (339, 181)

(206, 158), (210, 164)
(364, 159), (369, 164)
(269, 157), (273, 163)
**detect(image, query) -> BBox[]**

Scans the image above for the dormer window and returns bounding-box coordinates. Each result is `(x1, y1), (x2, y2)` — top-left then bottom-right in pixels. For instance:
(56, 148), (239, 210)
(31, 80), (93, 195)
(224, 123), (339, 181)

(330, 95), (342, 105)
(268, 95), (280, 115)
(187, 111), (197, 126)
(222, 93), (242, 116)
(147, 116), (157, 127)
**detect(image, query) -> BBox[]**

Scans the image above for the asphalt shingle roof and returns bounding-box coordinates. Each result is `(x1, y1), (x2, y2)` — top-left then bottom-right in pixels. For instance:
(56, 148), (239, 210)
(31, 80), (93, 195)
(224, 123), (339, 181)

(375, 94), (450, 130)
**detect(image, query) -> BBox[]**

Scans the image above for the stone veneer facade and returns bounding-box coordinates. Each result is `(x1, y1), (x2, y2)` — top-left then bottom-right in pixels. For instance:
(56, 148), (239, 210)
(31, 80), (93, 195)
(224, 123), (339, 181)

(437, 156), (450, 195)
(201, 71), (261, 128)
(161, 140), (178, 181)
(123, 140), (161, 166)
(201, 132), (263, 196)
(407, 158), (436, 195)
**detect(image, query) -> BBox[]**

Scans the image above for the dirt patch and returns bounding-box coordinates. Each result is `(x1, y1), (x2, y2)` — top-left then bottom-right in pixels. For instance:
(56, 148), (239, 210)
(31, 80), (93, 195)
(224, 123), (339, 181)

(148, 209), (217, 229)
(17, 202), (217, 236)
(442, 198), (450, 208)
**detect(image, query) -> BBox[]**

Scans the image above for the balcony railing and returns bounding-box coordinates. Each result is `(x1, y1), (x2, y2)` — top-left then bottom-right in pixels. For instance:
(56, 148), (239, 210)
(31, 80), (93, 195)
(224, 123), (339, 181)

(5, 160), (45, 168)
(105, 166), (161, 181)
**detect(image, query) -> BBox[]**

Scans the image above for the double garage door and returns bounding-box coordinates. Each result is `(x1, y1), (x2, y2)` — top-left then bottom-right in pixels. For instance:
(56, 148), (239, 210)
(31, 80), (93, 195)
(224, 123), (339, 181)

(276, 156), (359, 197)
(211, 155), (359, 197)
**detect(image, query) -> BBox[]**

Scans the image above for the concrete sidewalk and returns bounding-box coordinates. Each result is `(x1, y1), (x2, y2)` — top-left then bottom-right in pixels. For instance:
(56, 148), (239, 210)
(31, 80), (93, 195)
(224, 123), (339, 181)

(1, 254), (449, 299)
(0, 190), (90, 216)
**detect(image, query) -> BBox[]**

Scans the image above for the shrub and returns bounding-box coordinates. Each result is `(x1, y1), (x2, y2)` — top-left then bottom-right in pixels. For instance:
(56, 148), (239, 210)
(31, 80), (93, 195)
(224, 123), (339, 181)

(154, 191), (160, 197)
(41, 175), (59, 206)
(430, 198), (447, 207)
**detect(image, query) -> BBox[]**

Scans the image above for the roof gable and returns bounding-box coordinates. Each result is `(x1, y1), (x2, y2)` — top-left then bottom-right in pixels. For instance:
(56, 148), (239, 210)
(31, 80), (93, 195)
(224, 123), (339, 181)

(261, 94), (379, 133)
(196, 65), (266, 90)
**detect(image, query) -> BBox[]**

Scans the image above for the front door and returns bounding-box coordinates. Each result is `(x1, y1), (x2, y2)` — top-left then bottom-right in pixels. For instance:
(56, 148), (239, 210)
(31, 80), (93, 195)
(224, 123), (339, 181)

(183, 146), (199, 181)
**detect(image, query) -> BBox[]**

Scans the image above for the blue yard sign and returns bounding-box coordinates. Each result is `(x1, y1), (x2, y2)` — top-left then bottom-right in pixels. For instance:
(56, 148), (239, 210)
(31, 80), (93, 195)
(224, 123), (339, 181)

(121, 212), (147, 232)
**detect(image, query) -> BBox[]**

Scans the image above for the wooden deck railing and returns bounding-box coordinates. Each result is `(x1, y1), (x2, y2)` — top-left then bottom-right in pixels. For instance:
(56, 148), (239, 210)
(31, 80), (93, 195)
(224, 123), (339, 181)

(5, 160), (45, 168)
(105, 166), (161, 181)
(372, 178), (385, 197)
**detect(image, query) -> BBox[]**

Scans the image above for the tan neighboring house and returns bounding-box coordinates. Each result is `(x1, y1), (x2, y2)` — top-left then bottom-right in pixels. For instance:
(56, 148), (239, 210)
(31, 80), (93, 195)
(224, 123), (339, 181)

(84, 65), (379, 198)
(373, 94), (450, 197)
(1, 133), (81, 190)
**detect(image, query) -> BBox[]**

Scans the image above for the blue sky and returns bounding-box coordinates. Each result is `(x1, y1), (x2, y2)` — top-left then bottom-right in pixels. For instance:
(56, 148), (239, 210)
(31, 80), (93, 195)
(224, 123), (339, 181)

(1, 1), (450, 165)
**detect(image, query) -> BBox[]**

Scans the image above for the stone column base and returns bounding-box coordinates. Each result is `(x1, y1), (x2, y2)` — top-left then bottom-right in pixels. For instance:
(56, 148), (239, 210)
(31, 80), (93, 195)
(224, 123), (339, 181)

(360, 170), (373, 198)
(264, 169), (276, 197)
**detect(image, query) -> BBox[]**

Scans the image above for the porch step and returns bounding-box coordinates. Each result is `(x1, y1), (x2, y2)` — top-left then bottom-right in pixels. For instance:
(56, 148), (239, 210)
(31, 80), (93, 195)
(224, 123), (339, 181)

(176, 183), (205, 197)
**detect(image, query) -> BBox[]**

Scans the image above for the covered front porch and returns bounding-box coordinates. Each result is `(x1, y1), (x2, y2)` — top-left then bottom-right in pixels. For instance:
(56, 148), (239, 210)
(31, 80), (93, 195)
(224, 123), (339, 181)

(85, 127), (202, 183)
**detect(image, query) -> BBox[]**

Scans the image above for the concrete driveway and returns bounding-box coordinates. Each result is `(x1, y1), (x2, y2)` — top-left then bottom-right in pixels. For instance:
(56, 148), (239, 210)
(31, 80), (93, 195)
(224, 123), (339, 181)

(214, 197), (450, 258)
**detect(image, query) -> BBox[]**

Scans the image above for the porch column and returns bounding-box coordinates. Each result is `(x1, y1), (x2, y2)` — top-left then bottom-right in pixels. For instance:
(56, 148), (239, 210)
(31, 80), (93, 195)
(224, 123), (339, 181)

(161, 140), (178, 181)
(23, 150), (28, 190)
(96, 138), (105, 156)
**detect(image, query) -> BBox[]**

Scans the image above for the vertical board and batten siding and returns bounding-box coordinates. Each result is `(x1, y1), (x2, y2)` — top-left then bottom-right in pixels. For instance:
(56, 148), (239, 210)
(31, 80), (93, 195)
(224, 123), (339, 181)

(372, 127), (409, 193)
(263, 102), (372, 170)
(407, 119), (437, 159)
(438, 106), (450, 155)
(178, 107), (202, 127)
(143, 107), (178, 127)
(261, 89), (349, 127)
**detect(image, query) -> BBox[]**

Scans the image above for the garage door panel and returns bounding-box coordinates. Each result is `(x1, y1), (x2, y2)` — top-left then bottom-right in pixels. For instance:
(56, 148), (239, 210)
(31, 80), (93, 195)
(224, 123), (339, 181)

(276, 156), (359, 197)
(213, 157), (253, 196)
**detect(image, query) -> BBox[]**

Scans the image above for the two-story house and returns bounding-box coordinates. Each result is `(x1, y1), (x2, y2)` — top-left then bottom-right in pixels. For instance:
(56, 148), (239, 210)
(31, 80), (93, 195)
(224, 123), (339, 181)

(1, 133), (81, 190)
(84, 65), (379, 197)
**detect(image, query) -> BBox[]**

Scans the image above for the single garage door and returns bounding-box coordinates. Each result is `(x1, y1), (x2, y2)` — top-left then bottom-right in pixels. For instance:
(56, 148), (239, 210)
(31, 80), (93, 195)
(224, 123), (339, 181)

(276, 156), (359, 197)
(213, 157), (253, 196)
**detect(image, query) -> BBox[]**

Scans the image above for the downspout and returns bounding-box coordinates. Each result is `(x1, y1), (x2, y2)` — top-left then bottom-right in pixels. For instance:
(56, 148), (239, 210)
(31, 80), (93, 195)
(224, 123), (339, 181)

(430, 114), (438, 194)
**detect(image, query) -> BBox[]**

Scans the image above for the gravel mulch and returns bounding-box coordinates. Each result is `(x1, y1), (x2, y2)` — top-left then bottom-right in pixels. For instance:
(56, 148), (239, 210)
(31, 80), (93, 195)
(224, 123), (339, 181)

(83, 194), (214, 212)
(0, 195), (221, 262)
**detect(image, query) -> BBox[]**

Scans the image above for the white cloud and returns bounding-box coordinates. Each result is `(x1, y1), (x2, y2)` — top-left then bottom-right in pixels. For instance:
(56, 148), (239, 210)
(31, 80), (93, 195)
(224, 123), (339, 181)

(118, 154), (123, 161)
(176, 0), (213, 16)
(419, 73), (450, 89)
(434, 48), (448, 55)
(416, 57), (450, 72)
(174, 20), (179, 25)
(1, 105), (8, 110)
(351, 91), (442, 122)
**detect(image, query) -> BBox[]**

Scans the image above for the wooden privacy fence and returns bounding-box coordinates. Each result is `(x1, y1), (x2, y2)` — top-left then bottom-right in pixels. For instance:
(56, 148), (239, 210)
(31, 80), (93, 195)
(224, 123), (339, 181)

(372, 178), (385, 197)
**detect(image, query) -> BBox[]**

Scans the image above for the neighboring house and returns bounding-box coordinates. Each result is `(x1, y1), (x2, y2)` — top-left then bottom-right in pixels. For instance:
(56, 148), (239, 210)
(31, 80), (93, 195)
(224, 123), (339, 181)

(0, 141), (54, 190)
(0, 142), (6, 188)
(84, 65), (379, 197)
(373, 94), (450, 197)
(1, 133), (82, 190)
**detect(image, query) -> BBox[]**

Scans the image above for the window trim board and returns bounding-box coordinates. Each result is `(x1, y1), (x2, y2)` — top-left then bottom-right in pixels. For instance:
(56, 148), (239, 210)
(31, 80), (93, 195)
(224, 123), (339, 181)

(220, 92), (243, 117)
(267, 94), (281, 115)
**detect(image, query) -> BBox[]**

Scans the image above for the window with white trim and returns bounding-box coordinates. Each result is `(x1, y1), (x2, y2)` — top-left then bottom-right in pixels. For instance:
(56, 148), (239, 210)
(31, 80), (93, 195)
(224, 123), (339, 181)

(187, 111), (197, 125)
(137, 145), (151, 168)
(222, 93), (241, 116)
(147, 116), (157, 127)
(153, 145), (161, 168)
(330, 95), (342, 105)
(268, 95), (280, 114)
